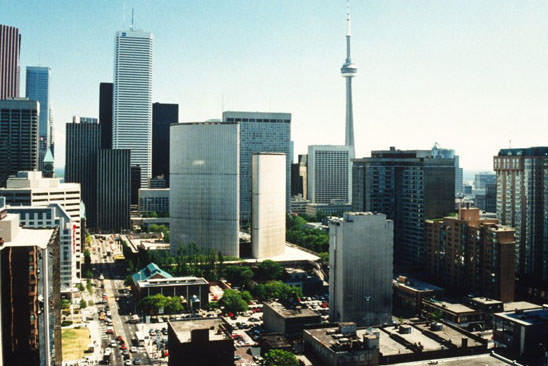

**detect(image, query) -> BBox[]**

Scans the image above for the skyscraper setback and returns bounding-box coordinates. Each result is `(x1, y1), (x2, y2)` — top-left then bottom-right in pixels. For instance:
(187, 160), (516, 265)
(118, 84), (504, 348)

(26, 66), (52, 169)
(113, 30), (153, 187)
(0, 25), (21, 99)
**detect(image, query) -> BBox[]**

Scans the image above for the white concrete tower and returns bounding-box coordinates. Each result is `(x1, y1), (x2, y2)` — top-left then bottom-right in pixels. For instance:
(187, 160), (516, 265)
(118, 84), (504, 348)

(113, 27), (153, 187)
(341, 1), (357, 152)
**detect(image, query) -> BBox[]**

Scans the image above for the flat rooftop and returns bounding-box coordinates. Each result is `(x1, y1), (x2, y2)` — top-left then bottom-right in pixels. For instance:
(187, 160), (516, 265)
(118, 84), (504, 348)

(389, 353), (513, 366)
(377, 329), (413, 356)
(413, 323), (481, 348)
(227, 243), (320, 264)
(169, 318), (231, 344)
(503, 301), (541, 312)
(393, 277), (443, 292)
(383, 326), (442, 352)
(265, 302), (319, 319)
(305, 326), (378, 352)
(496, 308), (548, 326)
(470, 297), (502, 306)
(137, 276), (208, 288)
(426, 300), (477, 314)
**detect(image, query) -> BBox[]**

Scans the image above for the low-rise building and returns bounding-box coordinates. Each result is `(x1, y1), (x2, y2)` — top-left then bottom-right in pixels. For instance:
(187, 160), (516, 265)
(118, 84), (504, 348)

(139, 188), (169, 216)
(422, 299), (485, 331)
(305, 200), (352, 218)
(304, 322), (380, 366)
(263, 301), (321, 338)
(393, 276), (444, 317)
(285, 268), (323, 296)
(168, 318), (234, 366)
(494, 305), (548, 364)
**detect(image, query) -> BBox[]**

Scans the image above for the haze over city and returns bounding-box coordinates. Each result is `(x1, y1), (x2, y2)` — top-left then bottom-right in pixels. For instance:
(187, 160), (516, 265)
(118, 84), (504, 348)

(3, 0), (548, 170)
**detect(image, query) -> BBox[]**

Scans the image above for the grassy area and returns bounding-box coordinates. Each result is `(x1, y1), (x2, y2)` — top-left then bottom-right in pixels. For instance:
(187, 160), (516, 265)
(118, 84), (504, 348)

(62, 328), (90, 361)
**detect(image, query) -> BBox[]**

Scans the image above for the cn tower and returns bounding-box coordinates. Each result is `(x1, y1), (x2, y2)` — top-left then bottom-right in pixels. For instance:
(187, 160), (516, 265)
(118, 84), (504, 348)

(341, 1), (357, 151)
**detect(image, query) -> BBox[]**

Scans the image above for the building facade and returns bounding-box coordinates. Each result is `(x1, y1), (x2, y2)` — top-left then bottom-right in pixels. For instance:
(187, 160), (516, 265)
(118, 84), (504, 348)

(152, 102), (178, 186)
(170, 122), (239, 257)
(96, 149), (131, 232)
(494, 147), (548, 282)
(25, 66), (52, 169)
(113, 30), (153, 187)
(0, 171), (82, 279)
(222, 111), (290, 226)
(0, 25), (21, 99)
(426, 207), (515, 302)
(251, 153), (286, 259)
(138, 188), (169, 216)
(263, 302), (321, 338)
(352, 147), (455, 267)
(474, 172), (496, 190)
(65, 119), (101, 229)
(0, 99), (39, 186)
(329, 212), (393, 326)
(308, 145), (353, 204)
(0, 202), (61, 366)
(99, 82), (113, 149)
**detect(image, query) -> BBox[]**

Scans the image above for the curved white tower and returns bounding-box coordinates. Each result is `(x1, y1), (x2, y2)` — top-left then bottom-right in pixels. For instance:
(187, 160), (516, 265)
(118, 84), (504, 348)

(341, 1), (357, 151)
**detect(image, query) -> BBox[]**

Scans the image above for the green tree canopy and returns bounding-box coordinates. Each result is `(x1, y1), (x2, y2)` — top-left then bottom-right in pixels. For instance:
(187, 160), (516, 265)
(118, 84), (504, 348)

(220, 289), (248, 314)
(255, 260), (284, 282)
(224, 265), (254, 287)
(264, 350), (299, 366)
(252, 281), (302, 302)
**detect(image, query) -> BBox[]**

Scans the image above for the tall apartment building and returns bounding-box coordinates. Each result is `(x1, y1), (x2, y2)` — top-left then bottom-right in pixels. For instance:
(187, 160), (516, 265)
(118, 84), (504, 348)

(329, 212), (393, 326)
(7, 203), (77, 291)
(25, 66), (52, 169)
(426, 207), (515, 302)
(474, 171), (496, 190)
(0, 25), (21, 99)
(222, 111), (290, 226)
(494, 147), (548, 282)
(99, 82), (113, 149)
(251, 153), (286, 259)
(65, 119), (101, 229)
(113, 30), (153, 187)
(96, 149), (131, 233)
(152, 102), (178, 186)
(352, 147), (455, 267)
(0, 99), (39, 186)
(308, 145), (352, 204)
(0, 199), (61, 366)
(0, 171), (82, 278)
(431, 144), (463, 196)
(291, 154), (308, 199)
(170, 122), (240, 257)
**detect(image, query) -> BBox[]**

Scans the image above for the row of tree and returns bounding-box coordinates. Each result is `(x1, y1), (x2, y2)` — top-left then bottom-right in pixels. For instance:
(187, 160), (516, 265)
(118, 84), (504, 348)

(138, 293), (184, 314)
(286, 214), (329, 261)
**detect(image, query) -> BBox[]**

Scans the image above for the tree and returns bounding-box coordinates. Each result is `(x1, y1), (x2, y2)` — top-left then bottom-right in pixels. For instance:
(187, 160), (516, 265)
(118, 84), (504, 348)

(252, 281), (302, 302)
(164, 297), (183, 314)
(255, 260), (284, 282)
(240, 290), (252, 303)
(61, 299), (71, 309)
(80, 299), (87, 309)
(264, 350), (298, 366)
(318, 252), (329, 265)
(224, 265), (254, 287)
(138, 293), (168, 314)
(220, 289), (248, 314)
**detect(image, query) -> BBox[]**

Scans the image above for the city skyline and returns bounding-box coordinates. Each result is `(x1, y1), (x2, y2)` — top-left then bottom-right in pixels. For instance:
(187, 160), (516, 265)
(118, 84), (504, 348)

(2, 1), (547, 171)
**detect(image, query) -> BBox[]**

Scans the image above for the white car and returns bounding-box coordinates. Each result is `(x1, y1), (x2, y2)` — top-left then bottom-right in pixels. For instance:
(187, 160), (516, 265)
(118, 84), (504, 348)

(130, 346), (137, 353)
(124, 360), (132, 366)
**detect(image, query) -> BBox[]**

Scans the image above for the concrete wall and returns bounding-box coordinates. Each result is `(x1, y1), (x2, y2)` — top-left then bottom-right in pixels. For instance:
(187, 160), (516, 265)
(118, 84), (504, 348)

(252, 153), (286, 258)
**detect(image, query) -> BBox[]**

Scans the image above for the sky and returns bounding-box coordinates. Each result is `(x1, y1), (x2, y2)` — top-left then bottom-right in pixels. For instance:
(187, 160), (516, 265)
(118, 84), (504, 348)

(2, 0), (548, 171)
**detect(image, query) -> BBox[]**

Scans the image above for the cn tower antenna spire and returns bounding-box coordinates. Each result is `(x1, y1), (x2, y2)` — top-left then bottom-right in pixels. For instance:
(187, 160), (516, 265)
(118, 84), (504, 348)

(341, 0), (357, 151)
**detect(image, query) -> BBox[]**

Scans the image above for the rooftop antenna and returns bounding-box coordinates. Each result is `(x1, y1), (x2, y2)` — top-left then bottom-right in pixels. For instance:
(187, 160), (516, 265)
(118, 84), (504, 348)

(509, 139), (512, 148)
(130, 8), (135, 31)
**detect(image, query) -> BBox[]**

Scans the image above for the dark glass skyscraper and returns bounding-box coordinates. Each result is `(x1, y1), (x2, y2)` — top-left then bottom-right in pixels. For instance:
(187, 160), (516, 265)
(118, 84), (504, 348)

(352, 147), (455, 268)
(99, 82), (113, 149)
(152, 102), (178, 186)
(65, 120), (101, 228)
(0, 25), (21, 99)
(97, 149), (131, 232)
(26, 66), (52, 169)
(0, 99), (39, 186)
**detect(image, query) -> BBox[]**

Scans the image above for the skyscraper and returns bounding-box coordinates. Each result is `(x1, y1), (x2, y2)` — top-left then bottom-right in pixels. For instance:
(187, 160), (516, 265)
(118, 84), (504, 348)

(252, 153), (286, 259)
(152, 102), (178, 186)
(307, 145), (352, 204)
(352, 147), (455, 267)
(222, 111), (291, 225)
(0, 25), (21, 99)
(494, 147), (548, 282)
(26, 66), (52, 169)
(341, 5), (357, 151)
(113, 30), (153, 187)
(170, 122), (240, 257)
(329, 212), (393, 326)
(0, 99), (39, 186)
(96, 149), (131, 232)
(99, 82), (113, 149)
(65, 119), (101, 229)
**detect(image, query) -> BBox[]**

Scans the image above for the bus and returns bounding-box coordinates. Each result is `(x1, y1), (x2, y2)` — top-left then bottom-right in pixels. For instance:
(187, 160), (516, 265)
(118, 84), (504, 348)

(135, 331), (147, 347)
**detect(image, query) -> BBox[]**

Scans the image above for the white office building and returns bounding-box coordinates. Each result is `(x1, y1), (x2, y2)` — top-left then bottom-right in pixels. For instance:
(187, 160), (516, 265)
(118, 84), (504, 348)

(7, 203), (77, 290)
(308, 145), (353, 204)
(0, 171), (82, 278)
(170, 122), (240, 257)
(251, 153), (286, 259)
(329, 212), (393, 326)
(113, 29), (153, 187)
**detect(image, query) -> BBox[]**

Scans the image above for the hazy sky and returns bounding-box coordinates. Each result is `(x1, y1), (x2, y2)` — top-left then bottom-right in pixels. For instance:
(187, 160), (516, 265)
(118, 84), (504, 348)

(2, 0), (548, 170)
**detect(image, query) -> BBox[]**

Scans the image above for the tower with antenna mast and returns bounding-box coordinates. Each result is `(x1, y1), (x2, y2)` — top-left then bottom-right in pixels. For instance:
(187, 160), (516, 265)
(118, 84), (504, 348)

(341, 0), (357, 152)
